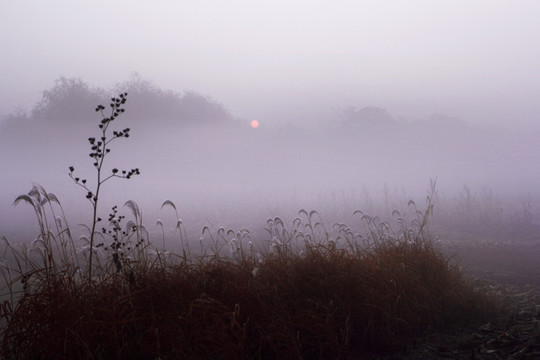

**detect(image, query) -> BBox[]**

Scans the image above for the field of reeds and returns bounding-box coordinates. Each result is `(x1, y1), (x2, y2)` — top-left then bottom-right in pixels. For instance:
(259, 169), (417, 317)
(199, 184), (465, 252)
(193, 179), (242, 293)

(0, 183), (503, 359)
(0, 95), (516, 359)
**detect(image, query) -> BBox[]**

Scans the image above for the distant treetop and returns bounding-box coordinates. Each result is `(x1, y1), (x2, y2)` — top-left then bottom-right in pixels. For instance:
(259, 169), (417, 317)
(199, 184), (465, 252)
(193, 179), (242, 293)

(32, 76), (105, 124)
(1, 74), (232, 133)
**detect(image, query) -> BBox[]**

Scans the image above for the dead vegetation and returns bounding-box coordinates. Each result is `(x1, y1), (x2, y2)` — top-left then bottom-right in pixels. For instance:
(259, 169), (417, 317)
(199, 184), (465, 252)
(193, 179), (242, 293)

(0, 189), (500, 359)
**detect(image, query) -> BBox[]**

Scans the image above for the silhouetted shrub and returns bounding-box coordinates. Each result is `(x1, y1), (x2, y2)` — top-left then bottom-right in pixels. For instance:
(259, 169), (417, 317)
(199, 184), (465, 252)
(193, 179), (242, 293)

(112, 73), (232, 127)
(1, 75), (232, 137)
(31, 77), (106, 124)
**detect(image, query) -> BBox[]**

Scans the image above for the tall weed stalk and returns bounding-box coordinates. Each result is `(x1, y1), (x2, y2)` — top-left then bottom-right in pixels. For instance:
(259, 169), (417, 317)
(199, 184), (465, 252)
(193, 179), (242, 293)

(68, 93), (139, 282)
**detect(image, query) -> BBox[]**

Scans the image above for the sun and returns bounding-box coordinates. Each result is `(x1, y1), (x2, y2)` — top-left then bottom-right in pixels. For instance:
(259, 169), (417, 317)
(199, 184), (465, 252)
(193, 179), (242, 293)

(250, 120), (259, 128)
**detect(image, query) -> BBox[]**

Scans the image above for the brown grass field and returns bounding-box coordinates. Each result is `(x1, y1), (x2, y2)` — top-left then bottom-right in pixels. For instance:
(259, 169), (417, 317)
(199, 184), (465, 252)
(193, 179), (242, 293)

(0, 195), (502, 359)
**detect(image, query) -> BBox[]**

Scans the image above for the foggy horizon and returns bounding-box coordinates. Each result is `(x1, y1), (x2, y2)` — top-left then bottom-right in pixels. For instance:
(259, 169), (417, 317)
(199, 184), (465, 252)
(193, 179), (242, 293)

(2, 1), (540, 128)
(1, 1), (539, 243)
(1, 75), (538, 242)
(2, 3), (540, 356)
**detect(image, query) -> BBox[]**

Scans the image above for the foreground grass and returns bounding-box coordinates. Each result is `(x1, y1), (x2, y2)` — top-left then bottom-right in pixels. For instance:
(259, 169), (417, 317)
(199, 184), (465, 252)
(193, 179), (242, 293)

(0, 94), (512, 359)
(0, 230), (497, 359)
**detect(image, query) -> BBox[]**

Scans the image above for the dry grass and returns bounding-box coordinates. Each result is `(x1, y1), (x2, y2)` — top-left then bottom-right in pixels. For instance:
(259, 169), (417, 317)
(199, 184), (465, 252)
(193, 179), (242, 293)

(0, 198), (498, 360)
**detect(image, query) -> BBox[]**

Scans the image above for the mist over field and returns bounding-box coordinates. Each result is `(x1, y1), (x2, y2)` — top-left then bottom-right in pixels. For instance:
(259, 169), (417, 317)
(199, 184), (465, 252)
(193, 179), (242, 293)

(1, 1), (539, 246)
(0, 76), (539, 247)
(3, 4), (540, 357)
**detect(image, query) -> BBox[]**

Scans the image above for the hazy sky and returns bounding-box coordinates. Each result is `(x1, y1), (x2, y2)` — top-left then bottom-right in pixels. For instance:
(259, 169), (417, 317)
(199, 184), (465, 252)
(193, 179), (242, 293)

(1, 0), (539, 126)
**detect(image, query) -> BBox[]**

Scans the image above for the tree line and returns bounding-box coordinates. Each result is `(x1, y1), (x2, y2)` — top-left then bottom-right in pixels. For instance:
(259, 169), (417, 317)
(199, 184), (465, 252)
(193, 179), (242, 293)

(0, 74), (233, 136)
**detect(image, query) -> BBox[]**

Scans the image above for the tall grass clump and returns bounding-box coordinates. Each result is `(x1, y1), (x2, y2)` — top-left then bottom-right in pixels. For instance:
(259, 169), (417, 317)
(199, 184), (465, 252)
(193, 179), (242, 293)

(0, 200), (498, 359)
(0, 98), (499, 359)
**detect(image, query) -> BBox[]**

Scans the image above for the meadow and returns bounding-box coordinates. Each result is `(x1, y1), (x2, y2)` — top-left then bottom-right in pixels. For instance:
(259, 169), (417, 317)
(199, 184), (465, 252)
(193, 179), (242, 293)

(0, 93), (537, 359)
